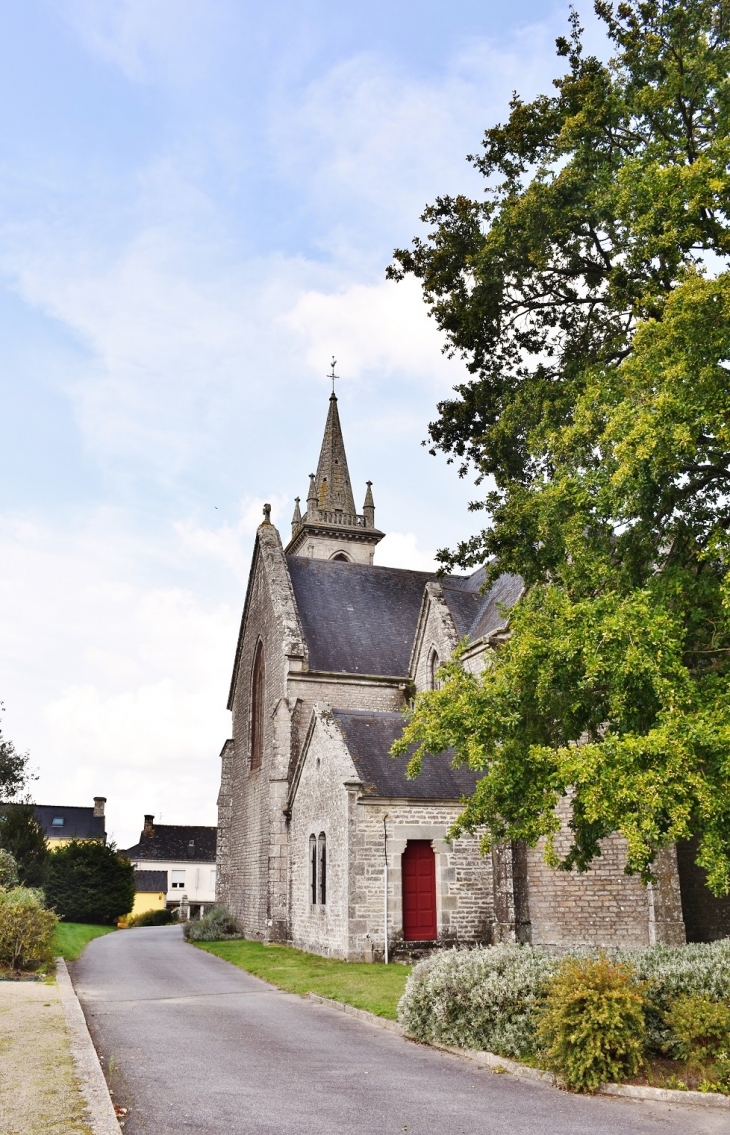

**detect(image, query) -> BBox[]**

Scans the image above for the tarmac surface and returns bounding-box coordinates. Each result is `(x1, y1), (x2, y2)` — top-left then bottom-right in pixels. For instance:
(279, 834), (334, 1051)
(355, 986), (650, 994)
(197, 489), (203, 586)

(73, 925), (728, 1135)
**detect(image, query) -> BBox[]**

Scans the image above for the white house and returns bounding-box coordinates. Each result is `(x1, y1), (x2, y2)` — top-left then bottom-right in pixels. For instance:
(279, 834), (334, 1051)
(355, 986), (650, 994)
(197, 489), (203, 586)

(122, 815), (217, 919)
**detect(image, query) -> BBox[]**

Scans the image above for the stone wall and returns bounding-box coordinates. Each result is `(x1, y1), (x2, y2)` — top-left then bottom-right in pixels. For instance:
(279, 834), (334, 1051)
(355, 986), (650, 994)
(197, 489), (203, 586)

(522, 798), (685, 948)
(225, 529), (293, 941)
(410, 583), (461, 692)
(288, 712), (354, 957)
(215, 738), (234, 909)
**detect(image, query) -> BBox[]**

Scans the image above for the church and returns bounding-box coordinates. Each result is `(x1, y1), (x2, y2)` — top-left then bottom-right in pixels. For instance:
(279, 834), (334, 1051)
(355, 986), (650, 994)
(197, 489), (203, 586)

(215, 391), (728, 959)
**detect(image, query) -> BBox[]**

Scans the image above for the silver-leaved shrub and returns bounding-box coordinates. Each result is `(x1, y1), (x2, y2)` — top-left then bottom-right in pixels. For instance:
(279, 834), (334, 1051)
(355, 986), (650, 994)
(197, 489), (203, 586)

(398, 941), (730, 1058)
(397, 943), (559, 1056)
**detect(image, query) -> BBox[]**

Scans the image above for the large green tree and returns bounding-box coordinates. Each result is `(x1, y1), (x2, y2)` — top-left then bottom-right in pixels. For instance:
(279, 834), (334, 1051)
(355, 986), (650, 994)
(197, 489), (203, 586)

(45, 841), (135, 925)
(0, 805), (49, 888)
(390, 1), (730, 893)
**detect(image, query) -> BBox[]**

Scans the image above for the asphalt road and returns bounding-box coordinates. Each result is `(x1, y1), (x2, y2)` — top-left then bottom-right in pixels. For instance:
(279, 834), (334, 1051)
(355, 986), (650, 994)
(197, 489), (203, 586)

(73, 926), (727, 1135)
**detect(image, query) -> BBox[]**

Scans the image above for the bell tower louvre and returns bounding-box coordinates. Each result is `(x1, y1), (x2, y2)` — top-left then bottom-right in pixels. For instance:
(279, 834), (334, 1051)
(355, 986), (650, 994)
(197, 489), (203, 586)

(285, 388), (385, 564)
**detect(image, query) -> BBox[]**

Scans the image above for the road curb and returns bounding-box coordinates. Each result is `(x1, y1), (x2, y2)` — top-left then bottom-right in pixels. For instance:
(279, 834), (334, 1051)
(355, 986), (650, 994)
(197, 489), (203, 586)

(307, 992), (404, 1033)
(306, 993), (730, 1109)
(56, 958), (120, 1134)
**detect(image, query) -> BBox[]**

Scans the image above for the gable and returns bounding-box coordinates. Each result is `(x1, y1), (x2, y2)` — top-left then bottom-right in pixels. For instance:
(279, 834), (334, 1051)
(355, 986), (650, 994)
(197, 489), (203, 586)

(333, 709), (480, 800)
(227, 523), (307, 709)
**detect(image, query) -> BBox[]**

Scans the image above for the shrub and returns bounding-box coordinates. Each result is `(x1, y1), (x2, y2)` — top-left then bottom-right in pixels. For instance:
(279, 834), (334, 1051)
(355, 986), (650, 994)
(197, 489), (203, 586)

(665, 995), (730, 1065)
(0, 849), (19, 889)
(0, 803), (49, 887)
(536, 956), (645, 1093)
(183, 906), (241, 942)
(45, 840), (135, 925)
(0, 886), (58, 971)
(615, 940), (730, 1051)
(397, 944), (559, 1057)
(127, 908), (174, 927)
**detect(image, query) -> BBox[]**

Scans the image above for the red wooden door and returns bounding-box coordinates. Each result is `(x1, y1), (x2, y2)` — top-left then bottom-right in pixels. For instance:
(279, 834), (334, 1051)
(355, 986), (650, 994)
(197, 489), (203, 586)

(402, 840), (437, 940)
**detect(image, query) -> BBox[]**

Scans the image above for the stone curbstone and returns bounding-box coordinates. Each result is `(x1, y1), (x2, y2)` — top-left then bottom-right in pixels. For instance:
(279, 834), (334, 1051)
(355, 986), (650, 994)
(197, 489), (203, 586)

(56, 958), (120, 1134)
(306, 992), (730, 1108)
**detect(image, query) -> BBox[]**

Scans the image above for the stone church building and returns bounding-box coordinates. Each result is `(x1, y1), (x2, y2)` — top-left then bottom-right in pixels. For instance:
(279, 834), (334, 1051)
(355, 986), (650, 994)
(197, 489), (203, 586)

(216, 393), (729, 959)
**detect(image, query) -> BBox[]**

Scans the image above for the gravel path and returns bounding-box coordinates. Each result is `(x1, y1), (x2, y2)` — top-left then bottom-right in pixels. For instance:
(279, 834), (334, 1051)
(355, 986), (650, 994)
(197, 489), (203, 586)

(0, 977), (93, 1135)
(73, 925), (728, 1135)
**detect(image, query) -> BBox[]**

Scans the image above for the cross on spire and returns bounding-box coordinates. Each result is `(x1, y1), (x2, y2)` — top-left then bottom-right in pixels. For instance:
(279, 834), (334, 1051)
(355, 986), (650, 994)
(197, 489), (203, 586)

(327, 356), (338, 396)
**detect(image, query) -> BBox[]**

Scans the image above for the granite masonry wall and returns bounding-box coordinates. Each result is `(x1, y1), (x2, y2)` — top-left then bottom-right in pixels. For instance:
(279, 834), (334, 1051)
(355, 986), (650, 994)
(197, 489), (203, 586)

(522, 797), (685, 948)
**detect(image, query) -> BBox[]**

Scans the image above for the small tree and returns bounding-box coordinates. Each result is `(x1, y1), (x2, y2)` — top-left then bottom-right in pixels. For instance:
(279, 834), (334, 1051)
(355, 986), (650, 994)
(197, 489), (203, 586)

(45, 840), (135, 925)
(0, 705), (33, 803)
(0, 804), (49, 888)
(0, 849), (19, 889)
(0, 886), (57, 971)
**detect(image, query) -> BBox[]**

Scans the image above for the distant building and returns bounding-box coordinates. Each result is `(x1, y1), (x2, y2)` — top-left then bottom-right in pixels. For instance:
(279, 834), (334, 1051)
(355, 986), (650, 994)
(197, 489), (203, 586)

(131, 869), (168, 918)
(122, 816), (217, 918)
(35, 797), (107, 846)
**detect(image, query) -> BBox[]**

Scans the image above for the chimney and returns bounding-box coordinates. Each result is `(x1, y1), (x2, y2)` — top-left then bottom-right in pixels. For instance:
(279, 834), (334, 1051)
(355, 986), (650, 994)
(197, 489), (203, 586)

(144, 814), (154, 834)
(93, 796), (106, 818)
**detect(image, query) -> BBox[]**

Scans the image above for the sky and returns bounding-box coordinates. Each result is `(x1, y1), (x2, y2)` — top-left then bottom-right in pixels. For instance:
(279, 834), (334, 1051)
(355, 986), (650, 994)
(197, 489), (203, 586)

(0, 0), (609, 848)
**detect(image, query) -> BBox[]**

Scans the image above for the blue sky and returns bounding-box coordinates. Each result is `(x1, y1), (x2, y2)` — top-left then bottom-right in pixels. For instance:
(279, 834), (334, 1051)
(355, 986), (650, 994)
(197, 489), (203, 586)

(0, 0), (606, 846)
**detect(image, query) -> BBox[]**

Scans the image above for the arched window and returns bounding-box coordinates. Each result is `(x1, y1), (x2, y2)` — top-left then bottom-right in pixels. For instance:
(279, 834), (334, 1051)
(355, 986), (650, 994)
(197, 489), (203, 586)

(331, 551), (350, 562)
(318, 833), (327, 905)
(250, 640), (265, 770)
(309, 834), (317, 905)
(428, 648), (441, 691)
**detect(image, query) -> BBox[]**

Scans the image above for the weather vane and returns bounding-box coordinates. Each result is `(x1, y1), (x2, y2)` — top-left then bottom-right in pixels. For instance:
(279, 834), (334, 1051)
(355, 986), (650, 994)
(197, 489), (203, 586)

(328, 356), (339, 395)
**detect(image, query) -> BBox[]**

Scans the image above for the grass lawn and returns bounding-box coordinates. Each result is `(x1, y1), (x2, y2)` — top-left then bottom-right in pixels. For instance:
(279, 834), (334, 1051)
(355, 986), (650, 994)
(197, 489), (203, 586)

(53, 922), (116, 961)
(196, 939), (411, 1019)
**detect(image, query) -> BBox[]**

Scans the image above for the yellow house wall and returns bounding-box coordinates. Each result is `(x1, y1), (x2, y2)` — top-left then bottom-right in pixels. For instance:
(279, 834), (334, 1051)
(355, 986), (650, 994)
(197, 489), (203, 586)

(131, 891), (166, 916)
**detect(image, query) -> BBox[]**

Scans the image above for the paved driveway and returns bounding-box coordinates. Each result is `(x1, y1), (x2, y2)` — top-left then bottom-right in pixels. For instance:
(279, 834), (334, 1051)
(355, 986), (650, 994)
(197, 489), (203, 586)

(73, 926), (726, 1135)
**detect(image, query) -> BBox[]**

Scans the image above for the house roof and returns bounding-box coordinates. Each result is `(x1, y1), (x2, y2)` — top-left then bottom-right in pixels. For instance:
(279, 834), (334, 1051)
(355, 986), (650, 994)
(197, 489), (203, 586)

(34, 805), (105, 841)
(287, 557), (445, 676)
(332, 709), (480, 800)
(122, 825), (217, 863)
(134, 869), (168, 893)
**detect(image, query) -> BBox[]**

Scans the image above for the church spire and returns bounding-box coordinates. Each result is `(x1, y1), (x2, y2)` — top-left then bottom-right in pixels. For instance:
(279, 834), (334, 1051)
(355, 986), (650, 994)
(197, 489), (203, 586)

(313, 392), (357, 516)
(284, 379), (385, 564)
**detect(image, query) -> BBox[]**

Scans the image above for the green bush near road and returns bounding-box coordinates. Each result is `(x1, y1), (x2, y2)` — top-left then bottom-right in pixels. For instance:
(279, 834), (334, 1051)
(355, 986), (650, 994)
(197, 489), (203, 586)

(127, 908), (174, 927)
(196, 938), (411, 1020)
(45, 840), (134, 925)
(183, 906), (240, 941)
(53, 922), (116, 961)
(398, 942), (730, 1092)
(536, 957), (646, 1093)
(0, 886), (57, 971)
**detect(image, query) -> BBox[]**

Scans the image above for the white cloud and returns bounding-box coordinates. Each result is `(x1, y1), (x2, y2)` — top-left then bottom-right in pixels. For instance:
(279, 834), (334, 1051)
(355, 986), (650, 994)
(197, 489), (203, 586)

(0, 511), (238, 847)
(284, 276), (452, 388)
(374, 531), (437, 572)
(57, 0), (216, 86)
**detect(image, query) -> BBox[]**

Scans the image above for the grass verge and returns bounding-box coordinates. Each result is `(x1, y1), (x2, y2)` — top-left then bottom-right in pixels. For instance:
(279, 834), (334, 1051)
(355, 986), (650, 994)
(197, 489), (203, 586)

(196, 939), (411, 1019)
(53, 922), (116, 961)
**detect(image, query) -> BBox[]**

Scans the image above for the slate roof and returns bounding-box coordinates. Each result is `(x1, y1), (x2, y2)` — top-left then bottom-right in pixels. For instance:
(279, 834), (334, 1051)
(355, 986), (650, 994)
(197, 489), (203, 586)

(134, 869), (168, 893)
(286, 557), (522, 679)
(468, 572), (523, 641)
(287, 557), (441, 676)
(34, 805), (105, 841)
(122, 825), (217, 863)
(332, 709), (480, 800)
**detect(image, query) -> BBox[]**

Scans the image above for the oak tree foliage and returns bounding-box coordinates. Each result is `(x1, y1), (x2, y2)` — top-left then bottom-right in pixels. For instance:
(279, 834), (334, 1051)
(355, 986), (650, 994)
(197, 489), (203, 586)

(390, 1), (730, 893)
